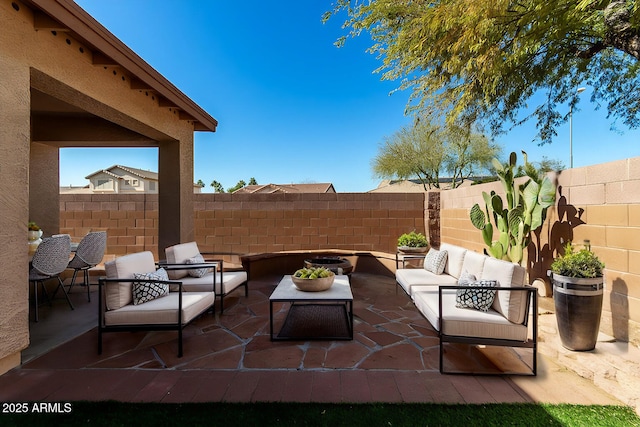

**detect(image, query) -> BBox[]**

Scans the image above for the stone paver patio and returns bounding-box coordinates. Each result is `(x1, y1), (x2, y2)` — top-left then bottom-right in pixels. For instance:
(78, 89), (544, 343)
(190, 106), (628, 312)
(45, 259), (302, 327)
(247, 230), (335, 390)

(0, 273), (624, 406)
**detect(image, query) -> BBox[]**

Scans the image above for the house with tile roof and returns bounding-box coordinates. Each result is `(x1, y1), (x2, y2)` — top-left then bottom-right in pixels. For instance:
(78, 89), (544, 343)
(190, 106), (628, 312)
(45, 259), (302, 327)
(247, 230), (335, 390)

(233, 183), (336, 194)
(85, 165), (159, 193)
(60, 165), (203, 193)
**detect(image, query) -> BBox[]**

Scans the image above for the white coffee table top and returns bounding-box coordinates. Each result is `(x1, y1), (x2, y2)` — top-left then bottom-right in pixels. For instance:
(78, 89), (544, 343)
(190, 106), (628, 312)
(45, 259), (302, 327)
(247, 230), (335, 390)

(270, 275), (352, 301)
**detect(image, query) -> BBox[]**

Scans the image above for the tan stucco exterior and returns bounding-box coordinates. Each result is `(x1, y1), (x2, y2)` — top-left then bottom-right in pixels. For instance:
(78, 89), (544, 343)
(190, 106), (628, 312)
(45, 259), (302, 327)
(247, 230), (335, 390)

(0, 0), (216, 374)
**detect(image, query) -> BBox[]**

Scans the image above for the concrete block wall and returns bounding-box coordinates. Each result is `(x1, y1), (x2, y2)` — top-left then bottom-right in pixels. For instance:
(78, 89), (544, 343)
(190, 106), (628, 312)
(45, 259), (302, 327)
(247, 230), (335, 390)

(193, 193), (426, 255)
(60, 192), (426, 260)
(59, 194), (159, 257)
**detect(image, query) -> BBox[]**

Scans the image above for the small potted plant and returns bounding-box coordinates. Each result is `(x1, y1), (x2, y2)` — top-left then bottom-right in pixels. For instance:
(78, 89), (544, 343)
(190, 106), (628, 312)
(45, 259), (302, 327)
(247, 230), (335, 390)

(27, 221), (43, 254)
(397, 231), (428, 253)
(549, 241), (605, 351)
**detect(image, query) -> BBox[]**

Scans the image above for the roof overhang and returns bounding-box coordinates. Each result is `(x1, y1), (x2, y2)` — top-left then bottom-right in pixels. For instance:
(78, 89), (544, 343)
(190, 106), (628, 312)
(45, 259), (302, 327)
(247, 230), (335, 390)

(23, 0), (218, 132)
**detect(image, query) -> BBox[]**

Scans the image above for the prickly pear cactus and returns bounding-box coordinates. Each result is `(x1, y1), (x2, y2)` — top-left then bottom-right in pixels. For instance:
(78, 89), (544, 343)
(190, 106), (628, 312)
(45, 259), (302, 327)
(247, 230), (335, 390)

(470, 151), (556, 264)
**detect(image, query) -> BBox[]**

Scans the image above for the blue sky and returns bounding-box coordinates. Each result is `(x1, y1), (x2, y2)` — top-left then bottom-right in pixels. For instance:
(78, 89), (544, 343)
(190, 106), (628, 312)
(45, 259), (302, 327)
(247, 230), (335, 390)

(63, 1), (639, 192)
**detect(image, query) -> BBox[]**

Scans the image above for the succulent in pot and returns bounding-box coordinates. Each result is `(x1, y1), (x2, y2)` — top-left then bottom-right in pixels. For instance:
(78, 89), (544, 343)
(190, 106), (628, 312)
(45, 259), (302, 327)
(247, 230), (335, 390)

(28, 221), (40, 231)
(549, 241), (605, 351)
(397, 231), (428, 253)
(550, 241), (604, 279)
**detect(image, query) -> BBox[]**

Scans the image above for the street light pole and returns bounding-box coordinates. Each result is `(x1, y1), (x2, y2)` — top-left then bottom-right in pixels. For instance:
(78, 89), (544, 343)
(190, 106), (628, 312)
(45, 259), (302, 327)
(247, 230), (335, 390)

(570, 87), (586, 169)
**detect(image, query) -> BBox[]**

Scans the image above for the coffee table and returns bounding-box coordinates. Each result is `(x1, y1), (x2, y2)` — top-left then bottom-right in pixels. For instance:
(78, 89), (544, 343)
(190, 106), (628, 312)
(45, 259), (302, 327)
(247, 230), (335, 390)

(269, 275), (353, 341)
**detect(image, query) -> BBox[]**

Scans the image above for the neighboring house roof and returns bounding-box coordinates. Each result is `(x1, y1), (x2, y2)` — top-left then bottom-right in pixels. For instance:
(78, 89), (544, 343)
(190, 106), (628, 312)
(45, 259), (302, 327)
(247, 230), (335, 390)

(370, 178), (489, 193)
(24, 0), (217, 132)
(233, 183), (336, 194)
(85, 165), (158, 181)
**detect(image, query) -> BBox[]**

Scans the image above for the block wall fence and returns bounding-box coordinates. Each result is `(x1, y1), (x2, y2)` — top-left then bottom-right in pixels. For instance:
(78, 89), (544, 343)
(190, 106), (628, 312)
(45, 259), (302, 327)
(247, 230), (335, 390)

(59, 157), (640, 346)
(59, 192), (427, 260)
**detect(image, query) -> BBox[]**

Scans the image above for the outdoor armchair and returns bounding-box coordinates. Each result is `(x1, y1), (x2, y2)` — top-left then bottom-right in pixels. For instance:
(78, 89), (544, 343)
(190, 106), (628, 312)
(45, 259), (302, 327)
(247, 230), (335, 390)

(29, 234), (74, 322)
(163, 242), (248, 313)
(66, 231), (107, 302)
(98, 251), (215, 357)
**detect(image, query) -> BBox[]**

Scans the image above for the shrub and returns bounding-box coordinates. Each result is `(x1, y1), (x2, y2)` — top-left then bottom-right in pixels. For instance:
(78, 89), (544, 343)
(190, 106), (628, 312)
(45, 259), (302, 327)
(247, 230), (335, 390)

(551, 242), (604, 278)
(397, 231), (428, 247)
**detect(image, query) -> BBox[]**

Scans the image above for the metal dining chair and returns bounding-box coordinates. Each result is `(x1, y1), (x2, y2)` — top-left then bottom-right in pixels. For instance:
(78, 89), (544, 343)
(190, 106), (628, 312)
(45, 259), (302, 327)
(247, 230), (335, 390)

(29, 234), (74, 322)
(65, 231), (107, 302)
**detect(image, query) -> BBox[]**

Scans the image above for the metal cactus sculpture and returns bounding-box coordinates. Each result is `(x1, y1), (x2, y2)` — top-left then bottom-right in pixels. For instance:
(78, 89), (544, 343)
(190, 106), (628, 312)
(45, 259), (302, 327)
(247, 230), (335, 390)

(470, 151), (556, 264)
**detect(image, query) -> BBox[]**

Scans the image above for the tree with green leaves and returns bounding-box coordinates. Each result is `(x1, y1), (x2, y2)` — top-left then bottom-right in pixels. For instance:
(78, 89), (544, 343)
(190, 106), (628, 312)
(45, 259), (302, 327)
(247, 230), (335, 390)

(227, 180), (247, 193)
(248, 177), (258, 185)
(325, 1), (640, 143)
(210, 180), (225, 193)
(372, 121), (500, 189)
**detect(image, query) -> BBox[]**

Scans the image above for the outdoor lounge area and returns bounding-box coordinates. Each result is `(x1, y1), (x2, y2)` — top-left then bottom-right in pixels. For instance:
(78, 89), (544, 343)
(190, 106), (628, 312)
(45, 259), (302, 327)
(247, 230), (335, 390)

(0, 269), (626, 408)
(2, 0), (640, 420)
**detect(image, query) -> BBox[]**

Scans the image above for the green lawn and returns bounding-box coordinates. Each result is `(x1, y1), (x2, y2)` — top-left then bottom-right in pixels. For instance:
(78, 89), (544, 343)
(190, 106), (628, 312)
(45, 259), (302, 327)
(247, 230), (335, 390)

(1, 402), (638, 427)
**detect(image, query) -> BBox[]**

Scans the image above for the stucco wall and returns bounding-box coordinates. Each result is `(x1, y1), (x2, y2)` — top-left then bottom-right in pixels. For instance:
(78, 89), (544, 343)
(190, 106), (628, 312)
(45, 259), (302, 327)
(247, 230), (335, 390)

(437, 158), (640, 346)
(0, 30), (31, 375)
(0, 0), (202, 374)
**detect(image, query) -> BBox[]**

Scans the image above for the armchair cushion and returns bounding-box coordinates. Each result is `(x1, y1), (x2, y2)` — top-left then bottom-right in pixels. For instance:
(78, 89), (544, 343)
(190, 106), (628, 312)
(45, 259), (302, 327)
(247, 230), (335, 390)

(104, 251), (157, 310)
(132, 268), (169, 305)
(165, 242), (200, 279)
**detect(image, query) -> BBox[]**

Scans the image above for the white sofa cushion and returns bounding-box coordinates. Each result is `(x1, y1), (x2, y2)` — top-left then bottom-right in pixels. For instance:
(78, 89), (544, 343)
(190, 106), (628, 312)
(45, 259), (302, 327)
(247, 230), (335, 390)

(424, 248), (448, 274)
(481, 257), (528, 324)
(165, 242), (200, 279)
(104, 291), (215, 326)
(460, 250), (487, 278)
(440, 243), (467, 279)
(396, 268), (457, 298)
(104, 251), (157, 310)
(413, 288), (528, 342)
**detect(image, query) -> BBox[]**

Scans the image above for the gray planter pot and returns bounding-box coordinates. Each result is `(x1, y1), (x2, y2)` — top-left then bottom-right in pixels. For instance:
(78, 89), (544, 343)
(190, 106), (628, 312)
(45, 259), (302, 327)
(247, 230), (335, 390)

(551, 273), (604, 351)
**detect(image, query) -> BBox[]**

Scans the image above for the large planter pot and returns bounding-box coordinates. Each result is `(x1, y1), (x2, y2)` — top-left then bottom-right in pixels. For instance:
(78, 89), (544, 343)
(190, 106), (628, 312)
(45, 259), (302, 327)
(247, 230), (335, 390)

(551, 273), (604, 351)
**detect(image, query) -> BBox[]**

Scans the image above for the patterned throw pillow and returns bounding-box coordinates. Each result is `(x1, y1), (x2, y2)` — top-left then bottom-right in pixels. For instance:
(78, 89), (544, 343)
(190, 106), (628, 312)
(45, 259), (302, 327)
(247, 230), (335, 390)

(458, 270), (476, 286)
(132, 268), (169, 305)
(424, 248), (448, 274)
(455, 280), (498, 312)
(186, 253), (211, 278)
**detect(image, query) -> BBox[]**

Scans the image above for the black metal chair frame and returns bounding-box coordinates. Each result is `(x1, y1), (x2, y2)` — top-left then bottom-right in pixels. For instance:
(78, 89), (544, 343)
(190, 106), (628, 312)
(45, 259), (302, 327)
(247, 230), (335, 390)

(97, 277), (214, 358)
(437, 285), (538, 376)
(157, 257), (248, 314)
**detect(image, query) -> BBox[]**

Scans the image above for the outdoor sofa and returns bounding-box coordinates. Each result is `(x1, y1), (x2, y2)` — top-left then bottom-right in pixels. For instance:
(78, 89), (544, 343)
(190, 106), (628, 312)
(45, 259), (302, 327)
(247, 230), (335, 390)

(396, 242), (538, 375)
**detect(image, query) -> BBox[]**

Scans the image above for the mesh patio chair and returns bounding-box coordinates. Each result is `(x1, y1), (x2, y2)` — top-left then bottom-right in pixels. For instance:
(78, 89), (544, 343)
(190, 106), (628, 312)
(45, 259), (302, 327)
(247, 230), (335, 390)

(64, 231), (107, 302)
(29, 234), (74, 322)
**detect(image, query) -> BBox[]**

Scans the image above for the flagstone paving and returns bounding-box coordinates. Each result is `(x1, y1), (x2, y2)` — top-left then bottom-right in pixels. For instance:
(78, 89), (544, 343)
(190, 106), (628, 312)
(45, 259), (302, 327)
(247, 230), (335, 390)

(0, 273), (625, 407)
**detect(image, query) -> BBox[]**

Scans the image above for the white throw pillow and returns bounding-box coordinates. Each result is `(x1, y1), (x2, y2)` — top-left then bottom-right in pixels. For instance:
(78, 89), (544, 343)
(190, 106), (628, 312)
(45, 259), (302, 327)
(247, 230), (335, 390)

(186, 253), (212, 278)
(457, 270), (476, 286)
(424, 248), (448, 275)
